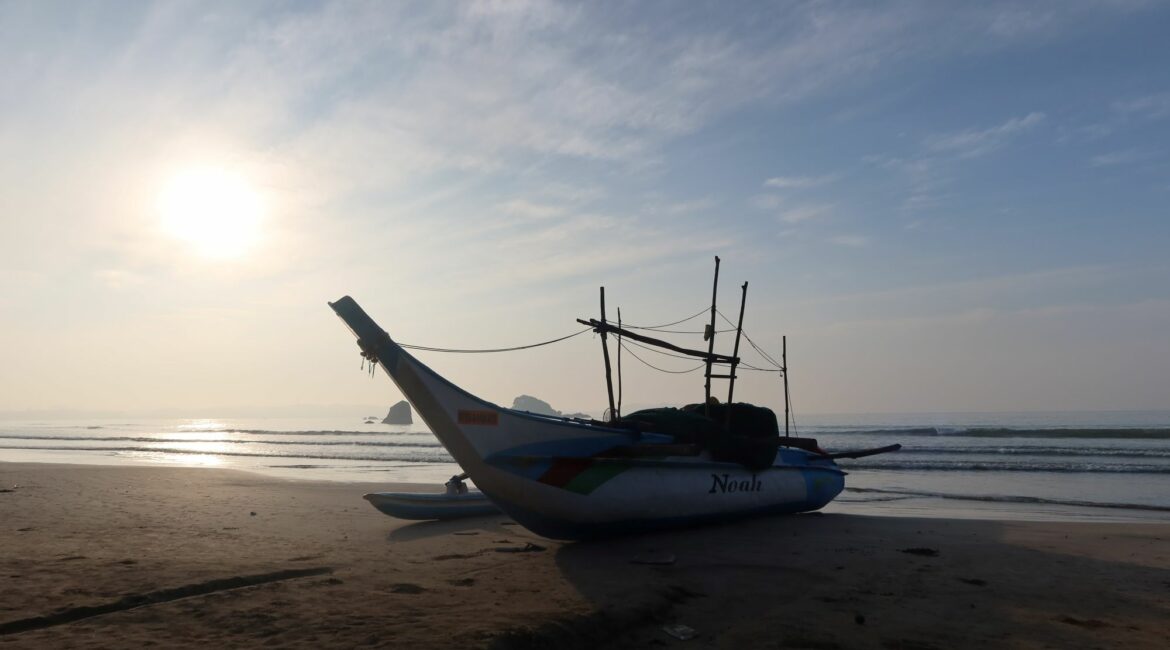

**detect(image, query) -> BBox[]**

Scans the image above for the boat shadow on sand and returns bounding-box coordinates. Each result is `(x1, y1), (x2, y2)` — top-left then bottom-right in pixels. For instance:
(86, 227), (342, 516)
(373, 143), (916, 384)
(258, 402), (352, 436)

(501, 513), (1170, 650)
(387, 515), (516, 543)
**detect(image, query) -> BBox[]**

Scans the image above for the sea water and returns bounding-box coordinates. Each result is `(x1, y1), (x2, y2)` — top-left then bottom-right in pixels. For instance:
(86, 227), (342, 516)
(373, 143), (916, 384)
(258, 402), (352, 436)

(2, 411), (1168, 523)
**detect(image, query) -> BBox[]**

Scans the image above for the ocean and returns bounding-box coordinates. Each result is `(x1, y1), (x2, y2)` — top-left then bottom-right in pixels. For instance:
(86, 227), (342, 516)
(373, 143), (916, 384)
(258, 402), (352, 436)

(2, 410), (1168, 523)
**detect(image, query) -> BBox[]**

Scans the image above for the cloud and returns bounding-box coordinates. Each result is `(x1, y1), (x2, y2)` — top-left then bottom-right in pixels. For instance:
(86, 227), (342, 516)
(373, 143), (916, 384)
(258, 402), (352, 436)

(497, 199), (565, 219)
(987, 9), (1054, 37)
(925, 112), (1046, 158)
(779, 204), (832, 224)
(660, 198), (716, 215)
(1112, 92), (1170, 119)
(751, 194), (783, 210)
(828, 234), (868, 247)
(763, 174), (837, 189)
(1089, 148), (1153, 167)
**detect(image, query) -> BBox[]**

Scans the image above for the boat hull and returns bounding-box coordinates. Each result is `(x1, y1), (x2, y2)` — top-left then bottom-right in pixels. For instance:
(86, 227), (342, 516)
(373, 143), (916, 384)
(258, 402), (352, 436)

(330, 296), (845, 540)
(480, 454), (844, 539)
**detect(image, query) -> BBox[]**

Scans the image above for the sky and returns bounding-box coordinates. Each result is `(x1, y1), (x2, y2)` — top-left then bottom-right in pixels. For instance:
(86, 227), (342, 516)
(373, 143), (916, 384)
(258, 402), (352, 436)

(1, 0), (1168, 418)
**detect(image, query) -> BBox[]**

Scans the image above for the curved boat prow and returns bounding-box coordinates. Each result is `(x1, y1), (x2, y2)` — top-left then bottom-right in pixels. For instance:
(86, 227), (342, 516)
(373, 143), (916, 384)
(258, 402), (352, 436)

(328, 295), (488, 472)
(329, 296), (398, 367)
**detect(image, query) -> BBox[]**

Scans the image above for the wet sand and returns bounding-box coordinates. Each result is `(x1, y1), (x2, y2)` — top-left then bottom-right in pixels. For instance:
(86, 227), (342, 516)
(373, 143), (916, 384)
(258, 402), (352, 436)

(1, 462), (1167, 649)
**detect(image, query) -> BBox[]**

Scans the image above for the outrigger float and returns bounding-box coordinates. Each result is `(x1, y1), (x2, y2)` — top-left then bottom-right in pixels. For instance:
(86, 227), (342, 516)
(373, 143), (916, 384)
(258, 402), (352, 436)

(332, 258), (899, 539)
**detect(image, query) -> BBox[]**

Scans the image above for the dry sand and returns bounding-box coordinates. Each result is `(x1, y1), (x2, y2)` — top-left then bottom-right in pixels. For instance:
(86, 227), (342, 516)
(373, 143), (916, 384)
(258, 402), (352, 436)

(1, 462), (1167, 649)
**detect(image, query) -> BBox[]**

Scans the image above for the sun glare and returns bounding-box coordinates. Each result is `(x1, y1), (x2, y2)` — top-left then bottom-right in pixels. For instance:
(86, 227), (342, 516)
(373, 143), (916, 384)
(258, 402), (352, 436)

(157, 168), (265, 258)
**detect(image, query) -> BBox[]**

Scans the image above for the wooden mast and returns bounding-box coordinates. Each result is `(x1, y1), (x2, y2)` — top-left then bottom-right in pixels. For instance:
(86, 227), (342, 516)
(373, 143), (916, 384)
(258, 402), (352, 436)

(724, 281), (748, 427)
(616, 307), (623, 419)
(599, 287), (617, 422)
(703, 256), (721, 417)
(783, 335), (789, 437)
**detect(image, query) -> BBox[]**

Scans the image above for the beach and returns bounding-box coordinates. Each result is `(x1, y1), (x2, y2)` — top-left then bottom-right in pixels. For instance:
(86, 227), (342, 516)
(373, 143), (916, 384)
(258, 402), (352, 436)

(2, 463), (1167, 649)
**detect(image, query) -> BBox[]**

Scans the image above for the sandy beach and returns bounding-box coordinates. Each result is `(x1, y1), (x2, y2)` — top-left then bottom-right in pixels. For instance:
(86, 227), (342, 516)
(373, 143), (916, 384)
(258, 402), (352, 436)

(1, 463), (1167, 649)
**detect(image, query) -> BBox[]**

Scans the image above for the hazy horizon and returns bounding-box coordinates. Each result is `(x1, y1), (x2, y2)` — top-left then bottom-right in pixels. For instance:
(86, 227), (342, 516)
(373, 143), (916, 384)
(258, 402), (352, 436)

(2, 2), (1168, 417)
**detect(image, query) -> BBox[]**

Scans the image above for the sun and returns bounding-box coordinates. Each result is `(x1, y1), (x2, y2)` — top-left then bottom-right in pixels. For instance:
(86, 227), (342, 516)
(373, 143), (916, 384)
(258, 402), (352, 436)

(157, 168), (265, 259)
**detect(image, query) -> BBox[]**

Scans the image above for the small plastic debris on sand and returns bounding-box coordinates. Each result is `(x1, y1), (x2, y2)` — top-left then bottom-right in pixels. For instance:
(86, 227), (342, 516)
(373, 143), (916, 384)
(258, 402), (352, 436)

(899, 547), (939, 557)
(250, 511), (257, 516)
(662, 624), (696, 641)
(631, 551), (676, 565)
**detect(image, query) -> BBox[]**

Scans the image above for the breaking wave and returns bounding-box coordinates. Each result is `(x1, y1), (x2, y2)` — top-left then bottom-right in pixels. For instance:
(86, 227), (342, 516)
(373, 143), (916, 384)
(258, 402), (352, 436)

(843, 486), (1170, 513)
(823, 427), (1170, 439)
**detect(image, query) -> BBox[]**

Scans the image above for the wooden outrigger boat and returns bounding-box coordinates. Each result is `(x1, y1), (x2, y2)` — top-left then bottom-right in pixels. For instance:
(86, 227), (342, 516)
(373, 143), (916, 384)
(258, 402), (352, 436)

(331, 259), (898, 539)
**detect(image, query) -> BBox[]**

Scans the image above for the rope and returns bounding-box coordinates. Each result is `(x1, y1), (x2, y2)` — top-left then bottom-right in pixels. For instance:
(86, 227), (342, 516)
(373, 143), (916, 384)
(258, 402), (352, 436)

(739, 364), (783, 373)
(622, 337), (703, 361)
(621, 306), (709, 330)
(716, 309), (784, 370)
(399, 327), (591, 354)
(622, 334), (780, 372)
(786, 370), (800, 437)
(618, 340), (705, 374)
(630, 327), (737, 335)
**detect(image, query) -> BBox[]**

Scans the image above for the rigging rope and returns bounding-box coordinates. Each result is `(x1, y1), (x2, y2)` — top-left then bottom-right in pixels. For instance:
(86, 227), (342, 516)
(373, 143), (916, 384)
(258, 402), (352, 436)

(714, 309), (796, 433)
(631, 326), (737, 335)
(618, 340), (705, 374)
(399, 327), (591, 354)
(716, 309), (785, 370)
(621, 306), (709, 330)
(621, 333), (781, 372)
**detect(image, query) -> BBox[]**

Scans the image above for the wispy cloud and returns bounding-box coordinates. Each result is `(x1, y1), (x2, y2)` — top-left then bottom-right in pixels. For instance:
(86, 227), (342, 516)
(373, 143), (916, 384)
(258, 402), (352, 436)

(660, 198), (716, 215)
(926, 112), (1046, 158)
(987, 9), (1054, 37)
(828, 234), (868, 247)
(1112, 92), (1170, 119)
(1089, 148), (1153, 167)
(751, 194), (783, 210)
(763, 174), (837, 189)
(779, 204), (832, 224)
(497, 199), (565, 219)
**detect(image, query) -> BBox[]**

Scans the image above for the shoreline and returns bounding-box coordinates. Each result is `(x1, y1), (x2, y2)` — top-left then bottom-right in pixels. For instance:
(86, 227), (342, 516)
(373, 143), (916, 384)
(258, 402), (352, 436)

(6, 454), (1169, 525)
(2, 462), (1169, 648)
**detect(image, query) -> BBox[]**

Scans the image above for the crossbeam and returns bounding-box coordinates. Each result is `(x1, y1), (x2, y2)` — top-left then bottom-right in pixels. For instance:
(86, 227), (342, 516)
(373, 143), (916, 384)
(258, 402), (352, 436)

(576, 318), (739, 365)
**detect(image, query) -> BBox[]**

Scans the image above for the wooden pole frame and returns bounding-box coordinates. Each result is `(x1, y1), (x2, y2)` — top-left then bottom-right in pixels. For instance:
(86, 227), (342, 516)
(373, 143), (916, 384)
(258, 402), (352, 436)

(704, 256), (721, 417)
(724, 281), (748, 427)
(599, 287), (617, 422)
(783, 335), (789, 437)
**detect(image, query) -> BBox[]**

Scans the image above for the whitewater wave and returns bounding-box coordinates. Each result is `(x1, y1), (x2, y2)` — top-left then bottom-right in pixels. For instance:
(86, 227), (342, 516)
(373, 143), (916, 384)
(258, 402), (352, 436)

(843, 458), (1170, 474)
(844, 486), (1170, 513)
(820, 427), (1170, 439)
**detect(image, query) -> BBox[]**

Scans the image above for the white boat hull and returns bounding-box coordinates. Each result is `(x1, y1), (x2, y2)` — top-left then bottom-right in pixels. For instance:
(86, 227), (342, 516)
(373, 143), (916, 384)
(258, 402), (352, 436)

(331, 296), (845, 539)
